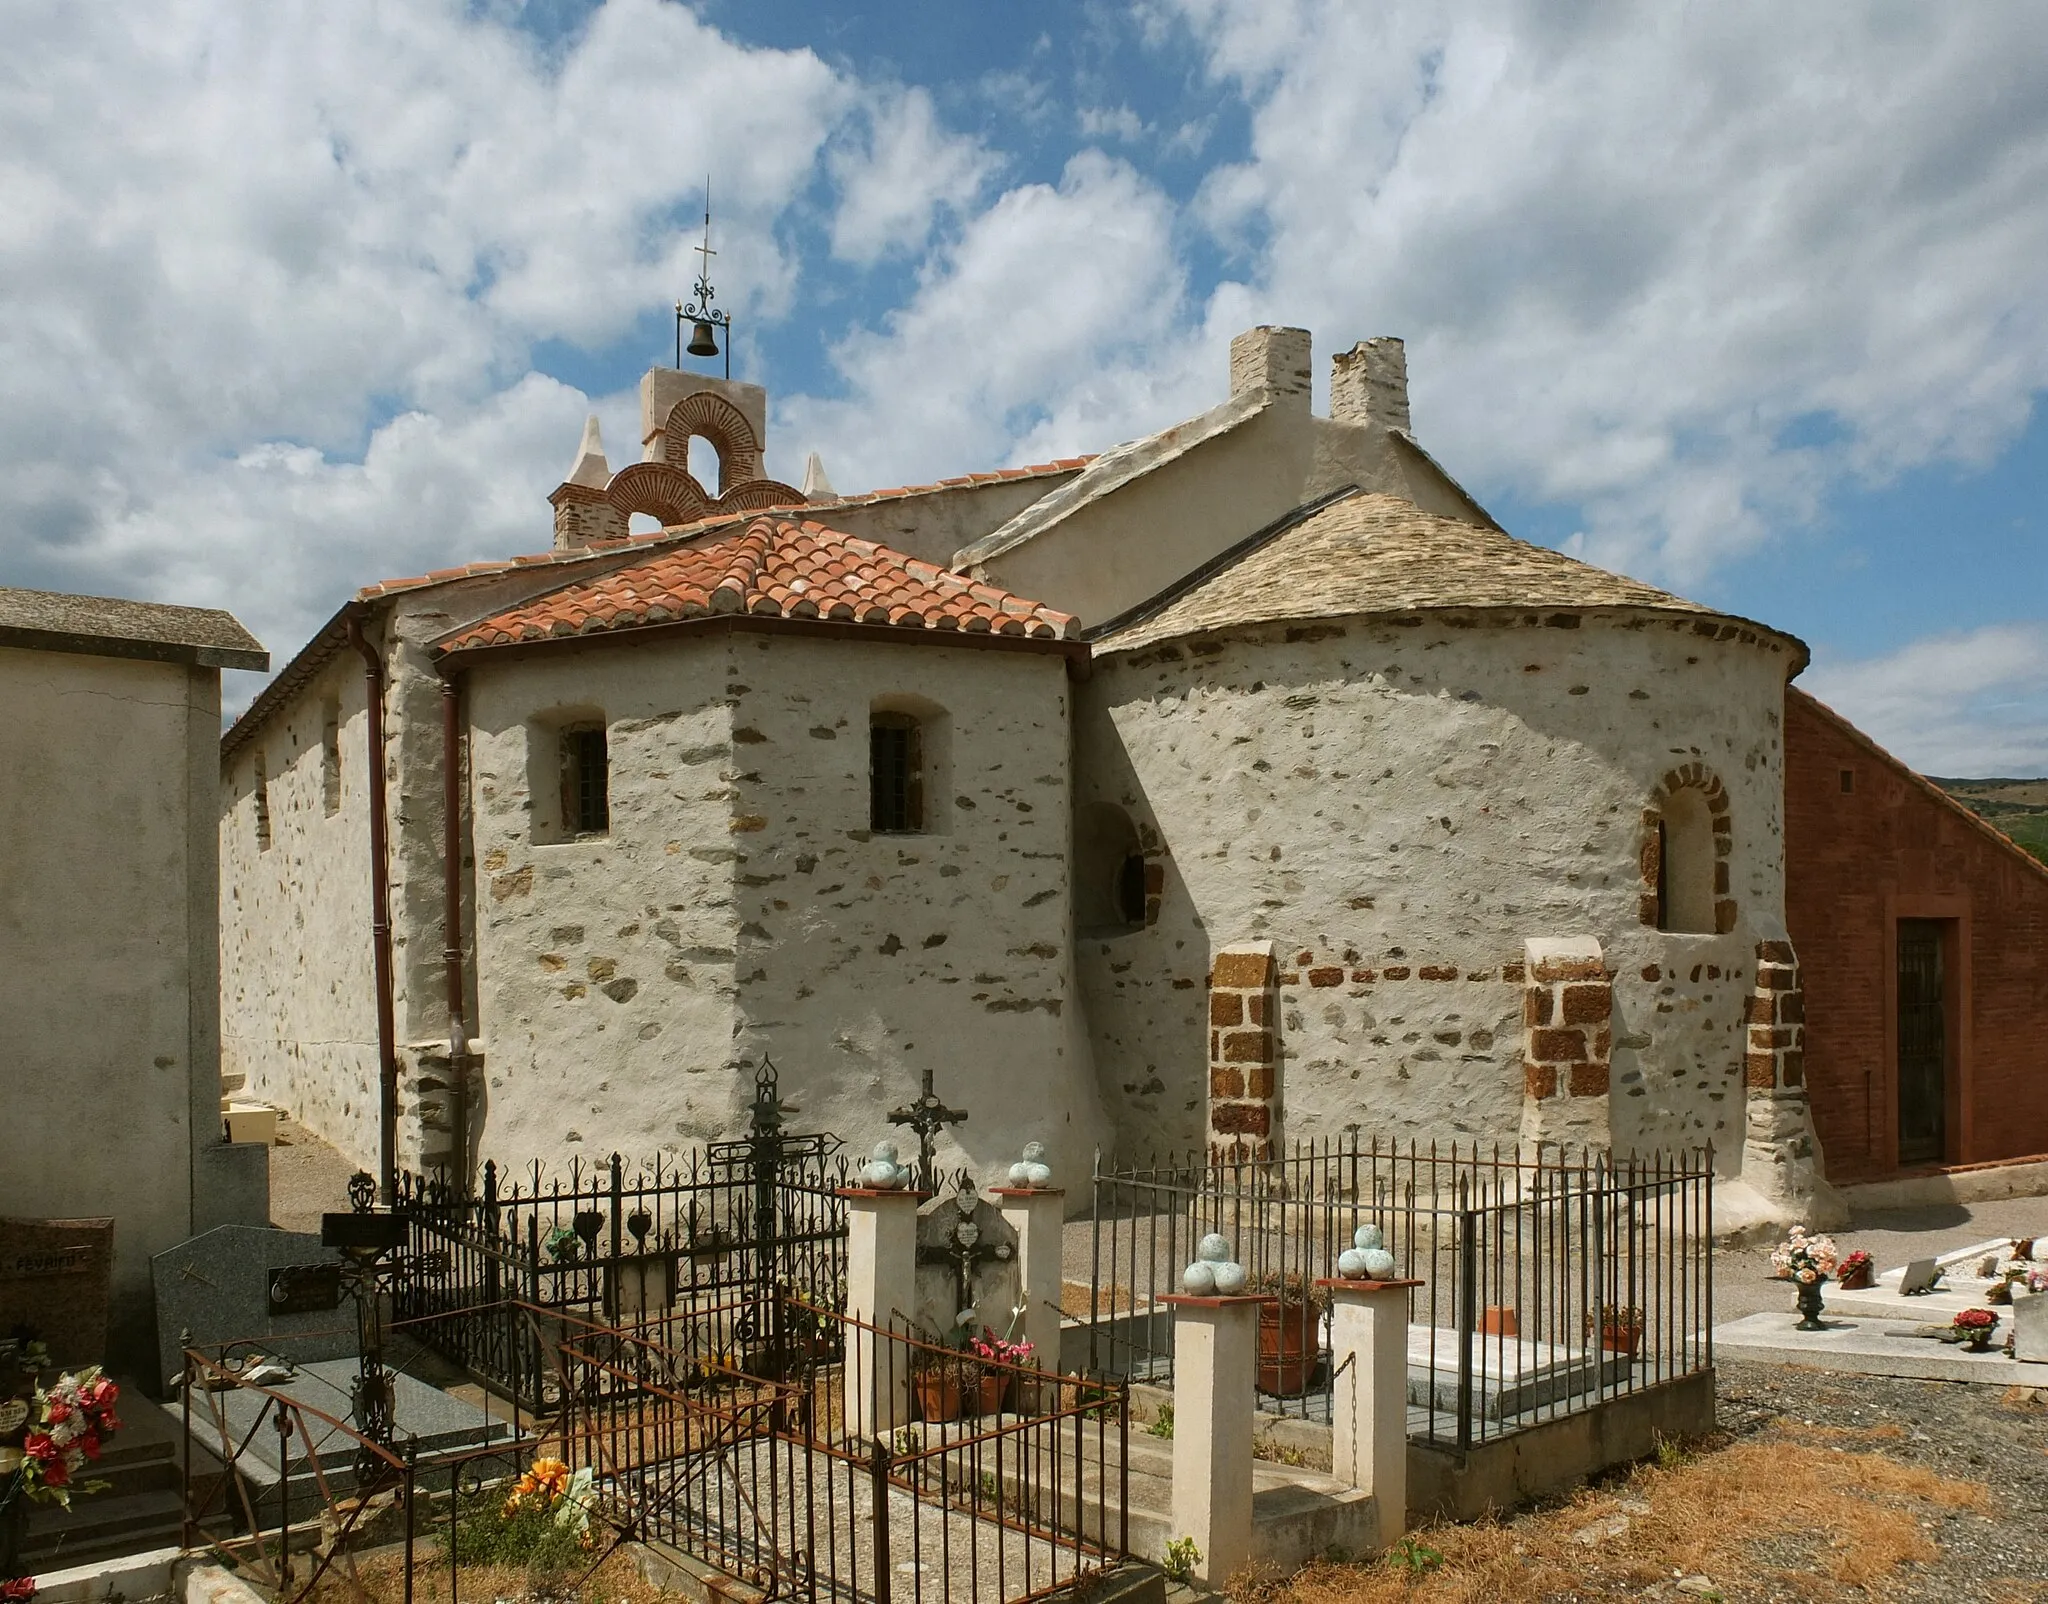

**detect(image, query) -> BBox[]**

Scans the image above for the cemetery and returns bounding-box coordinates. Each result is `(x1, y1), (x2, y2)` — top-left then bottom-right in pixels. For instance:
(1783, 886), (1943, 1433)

(9, 1039), (2044, 1602)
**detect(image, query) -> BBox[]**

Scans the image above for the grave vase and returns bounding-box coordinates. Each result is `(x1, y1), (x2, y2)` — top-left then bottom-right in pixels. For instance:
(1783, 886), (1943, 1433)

(1794, 1277), (1827, 1331)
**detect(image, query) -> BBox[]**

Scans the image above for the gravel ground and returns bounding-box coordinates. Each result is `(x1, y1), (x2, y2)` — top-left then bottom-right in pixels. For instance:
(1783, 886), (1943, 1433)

(267, 1116), (364, 1232)
(1715, 1356), (2048, 1600)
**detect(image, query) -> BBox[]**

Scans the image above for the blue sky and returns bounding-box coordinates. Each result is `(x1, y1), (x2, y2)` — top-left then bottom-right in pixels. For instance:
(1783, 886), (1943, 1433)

(2, 0), (2043, 773)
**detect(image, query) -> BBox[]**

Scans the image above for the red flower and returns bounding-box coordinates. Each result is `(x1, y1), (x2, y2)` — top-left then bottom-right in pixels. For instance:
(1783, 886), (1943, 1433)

(41, 1457), (70, 1489)
(1954, 1308), (1999, 1332)
(1, 1575), (38, 1601)
(22, 1433), (56, 1466)
(43, 1401), (71, 1426)
(78, 1432), (100, 1462)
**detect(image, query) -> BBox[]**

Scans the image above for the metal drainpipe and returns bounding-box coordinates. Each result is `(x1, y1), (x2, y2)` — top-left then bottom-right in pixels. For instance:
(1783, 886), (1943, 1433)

(439, 667), (472, 1189)
(345, 611), (401, 1205)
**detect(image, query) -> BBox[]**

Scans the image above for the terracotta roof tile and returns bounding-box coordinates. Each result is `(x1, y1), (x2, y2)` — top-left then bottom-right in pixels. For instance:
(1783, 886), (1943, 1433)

(355, 456), (1092, 603)
(436, 515), (1077, 656)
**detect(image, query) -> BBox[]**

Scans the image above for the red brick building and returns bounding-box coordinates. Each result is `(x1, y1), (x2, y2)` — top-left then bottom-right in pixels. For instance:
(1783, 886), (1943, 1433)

(1786, 687), (2048, 1182)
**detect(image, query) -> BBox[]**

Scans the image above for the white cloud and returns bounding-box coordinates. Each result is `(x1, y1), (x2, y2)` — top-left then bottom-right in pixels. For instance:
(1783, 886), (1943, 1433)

(0, 0), (951, 696)
(1077, 105), (1146, 144)
(1171, 1), (2048, 586)
(777, 151), (1201, 492)
(828, 86), (996, 266)
(1802, 624), (2048, 778)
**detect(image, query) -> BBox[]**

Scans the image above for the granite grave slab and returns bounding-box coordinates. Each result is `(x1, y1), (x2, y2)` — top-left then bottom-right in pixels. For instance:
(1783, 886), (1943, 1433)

(151, 1225), (356, 1390)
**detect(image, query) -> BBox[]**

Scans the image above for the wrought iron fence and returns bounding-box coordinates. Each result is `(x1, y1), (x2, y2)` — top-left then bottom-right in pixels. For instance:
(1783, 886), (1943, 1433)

(553, 1296), (1128, 1603)
(1087, 1138), (1714, 1449)
(394, 1063), (852, 1408)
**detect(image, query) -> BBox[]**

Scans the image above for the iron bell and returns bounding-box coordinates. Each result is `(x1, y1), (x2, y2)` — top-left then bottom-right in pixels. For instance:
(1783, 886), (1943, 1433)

(686, 318), (720, 358)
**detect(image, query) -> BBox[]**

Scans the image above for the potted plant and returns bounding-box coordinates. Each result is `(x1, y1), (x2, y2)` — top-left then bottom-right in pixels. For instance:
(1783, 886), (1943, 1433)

(1770, 1225), (1839, 1330)
(910, 1346), (965, 1423)
(1952, 1308), (2001, 1353)
(1585, 1303), (1644, 1357)
(1249, 1271), (1328, 1398)
(966, 1327), (1035, 1418)
(1836, 1250), (1875, 1291)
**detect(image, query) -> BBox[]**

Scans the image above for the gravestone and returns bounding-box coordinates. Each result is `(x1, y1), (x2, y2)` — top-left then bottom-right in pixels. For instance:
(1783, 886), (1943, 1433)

(0, 1216), (115, 1366)
(915, 1184), (1020, 1346)
(150, 1225), (355, 1390)
(2012, 1290), (2048, 1365)
(1897, 1258), (1942, 1296)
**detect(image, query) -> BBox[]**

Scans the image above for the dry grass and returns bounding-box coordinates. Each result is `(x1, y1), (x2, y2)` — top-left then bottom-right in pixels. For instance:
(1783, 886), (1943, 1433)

(1245, 1432), (1992, 1604)
(303, 1541), (666, 1604)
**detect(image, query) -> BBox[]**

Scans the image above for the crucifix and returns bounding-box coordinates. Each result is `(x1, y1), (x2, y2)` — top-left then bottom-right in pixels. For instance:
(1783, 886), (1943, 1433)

(917, 1178), (1014, 1338)
(888, 1064), (968, 1196)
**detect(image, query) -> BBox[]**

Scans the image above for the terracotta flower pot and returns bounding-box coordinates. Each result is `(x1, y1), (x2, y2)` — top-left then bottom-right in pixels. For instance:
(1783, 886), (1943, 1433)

(1256, 1300), (1319, 1397)
(967, 1370), (1008, 1418)
(1837, 1263), (1874, 1290)
(914, 1370), (963, 1423)
(1599, 1323), (1643, 1357)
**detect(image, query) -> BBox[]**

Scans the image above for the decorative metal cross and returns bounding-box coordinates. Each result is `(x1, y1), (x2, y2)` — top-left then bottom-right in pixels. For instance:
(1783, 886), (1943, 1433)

(888, 1065), (968, 1195)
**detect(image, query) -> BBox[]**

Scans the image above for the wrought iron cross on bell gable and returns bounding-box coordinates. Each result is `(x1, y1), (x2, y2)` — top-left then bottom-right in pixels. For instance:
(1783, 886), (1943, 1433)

(888, 1064), (967, 1196)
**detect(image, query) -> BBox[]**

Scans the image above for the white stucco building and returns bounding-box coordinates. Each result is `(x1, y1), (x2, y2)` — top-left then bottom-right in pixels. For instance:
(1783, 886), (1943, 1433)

(1, 587), (269, 1371)
(219, 329), (1837, 1227)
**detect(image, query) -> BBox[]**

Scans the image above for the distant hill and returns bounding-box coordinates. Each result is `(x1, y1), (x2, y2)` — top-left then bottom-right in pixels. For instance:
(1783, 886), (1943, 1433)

(1929, 777), (2048, 865)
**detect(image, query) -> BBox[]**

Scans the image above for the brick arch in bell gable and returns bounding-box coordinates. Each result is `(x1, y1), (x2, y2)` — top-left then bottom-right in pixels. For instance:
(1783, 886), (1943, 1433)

(1639, 761), (1736, 934)
(605, 461), (711, 529)
(662, 392), (763, 489)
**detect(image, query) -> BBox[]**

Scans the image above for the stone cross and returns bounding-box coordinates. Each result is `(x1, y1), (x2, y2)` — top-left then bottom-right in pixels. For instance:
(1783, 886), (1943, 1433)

(887, 1065), (967, 1196)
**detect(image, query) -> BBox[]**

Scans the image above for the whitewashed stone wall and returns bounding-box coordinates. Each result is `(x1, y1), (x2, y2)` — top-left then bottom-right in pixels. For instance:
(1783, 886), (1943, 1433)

(460, 628), (1111, 1179)
(219, 656), (384, 1163)
(1076, 611), (1798, 1176)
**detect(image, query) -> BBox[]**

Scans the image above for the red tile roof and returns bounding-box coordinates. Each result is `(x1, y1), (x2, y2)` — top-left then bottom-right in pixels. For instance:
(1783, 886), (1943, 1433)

(356, 456), (1093, 603)
(435, 515), (1078, 655)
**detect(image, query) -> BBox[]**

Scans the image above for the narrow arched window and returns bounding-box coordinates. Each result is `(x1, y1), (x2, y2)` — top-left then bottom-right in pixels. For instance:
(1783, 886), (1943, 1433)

(560, 722), (610, 836)
(870, 712), (923, 833)
(1655, 786), (1716, 933)
(1077, 801), (1150, 932)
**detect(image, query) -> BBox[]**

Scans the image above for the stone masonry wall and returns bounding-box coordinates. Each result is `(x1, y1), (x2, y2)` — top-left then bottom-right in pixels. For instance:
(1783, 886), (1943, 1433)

(1076, 612), (1798, 1173)
(220, 655), (384, 1164)
(724, 632), (1109, 1181)
(462, 628), (1108, 1179)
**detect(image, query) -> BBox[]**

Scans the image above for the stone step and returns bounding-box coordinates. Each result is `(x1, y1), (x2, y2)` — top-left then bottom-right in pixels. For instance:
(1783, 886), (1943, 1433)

(20, 1486), (187, 1570)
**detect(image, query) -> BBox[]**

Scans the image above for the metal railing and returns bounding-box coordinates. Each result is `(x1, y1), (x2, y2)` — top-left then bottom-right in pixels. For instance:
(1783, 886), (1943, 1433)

(394, 1119), (851, 1408)
(1087, 1138), (1714, 1448)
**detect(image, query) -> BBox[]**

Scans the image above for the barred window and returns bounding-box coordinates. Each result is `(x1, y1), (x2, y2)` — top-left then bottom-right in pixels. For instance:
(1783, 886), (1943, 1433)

(870, 713), (923, 833)
(560, 724), (610, 836)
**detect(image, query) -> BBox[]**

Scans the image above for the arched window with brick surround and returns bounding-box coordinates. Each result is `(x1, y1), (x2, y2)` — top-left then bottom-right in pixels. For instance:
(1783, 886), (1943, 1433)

(1641, 764), (1733, 934)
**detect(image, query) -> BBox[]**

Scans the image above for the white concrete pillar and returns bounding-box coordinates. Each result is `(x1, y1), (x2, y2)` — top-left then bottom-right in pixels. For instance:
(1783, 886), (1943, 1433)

(995, 1187), (1065, 1366)
(1163, 1294), (1262, 1586)
(843, 1187), (920, 1442)
(1322, 1277), (1417, 1549)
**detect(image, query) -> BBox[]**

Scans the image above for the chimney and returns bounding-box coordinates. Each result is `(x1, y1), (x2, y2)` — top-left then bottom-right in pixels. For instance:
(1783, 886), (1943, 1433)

(1329, 337), (1410, 433)
(1228, 326), (1312, 411)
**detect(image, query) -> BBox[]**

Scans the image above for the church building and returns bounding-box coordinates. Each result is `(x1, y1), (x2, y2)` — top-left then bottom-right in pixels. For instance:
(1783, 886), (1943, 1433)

(218, 326), (2048, 1229)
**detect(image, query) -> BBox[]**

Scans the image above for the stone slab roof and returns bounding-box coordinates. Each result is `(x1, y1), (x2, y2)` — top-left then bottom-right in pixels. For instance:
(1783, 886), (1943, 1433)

(1093, 491), (1801, 658)
(437, 515), (1078, 657)
(0, 584), (268, 670)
